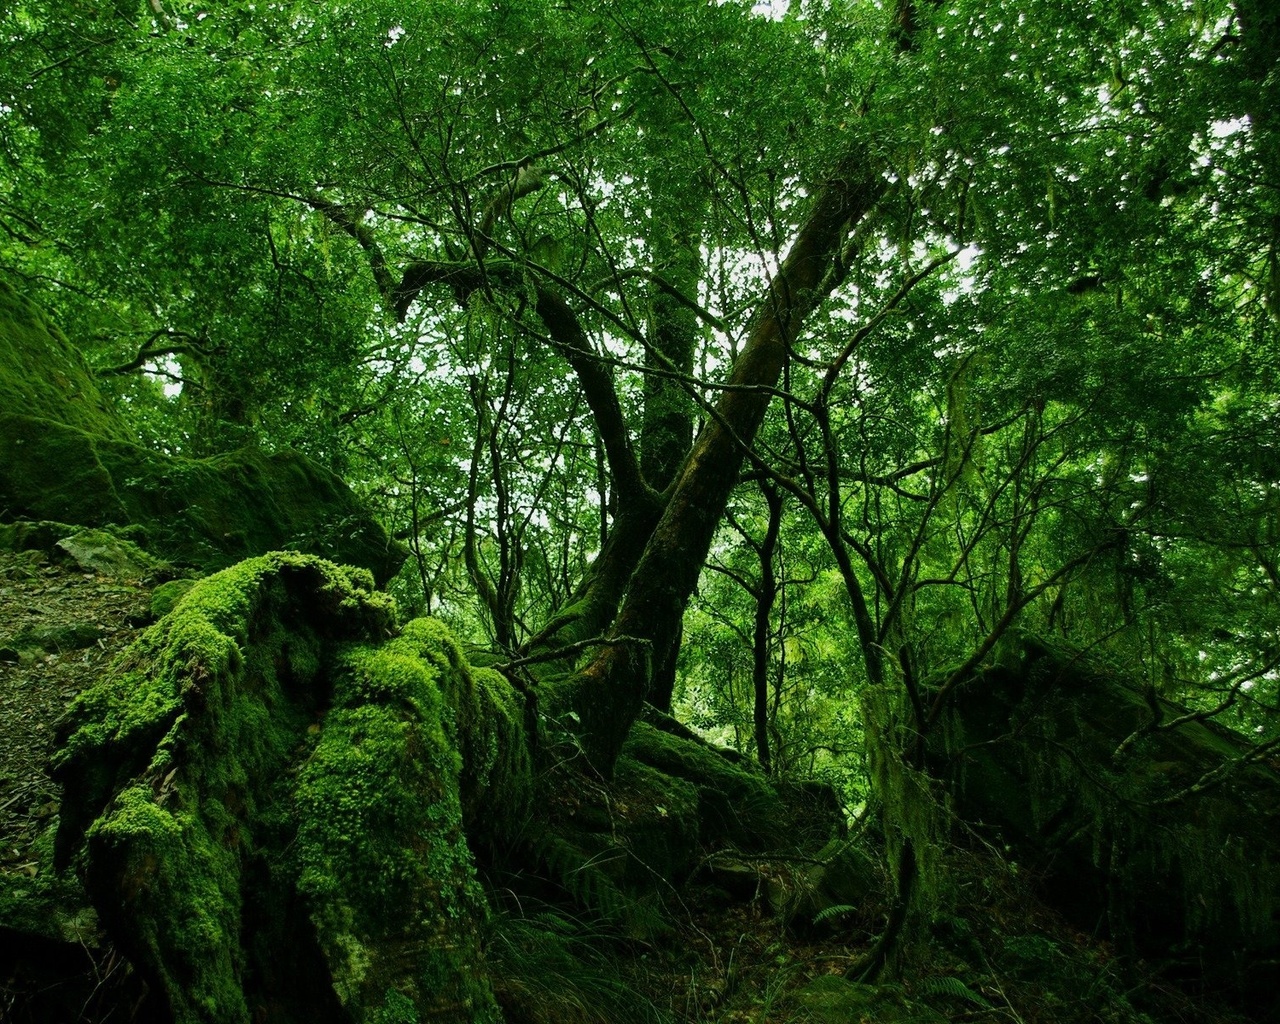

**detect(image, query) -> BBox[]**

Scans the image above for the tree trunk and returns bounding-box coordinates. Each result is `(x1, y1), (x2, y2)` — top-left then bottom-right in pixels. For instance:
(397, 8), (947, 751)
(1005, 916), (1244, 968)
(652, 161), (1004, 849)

(547, 152), (885, 775)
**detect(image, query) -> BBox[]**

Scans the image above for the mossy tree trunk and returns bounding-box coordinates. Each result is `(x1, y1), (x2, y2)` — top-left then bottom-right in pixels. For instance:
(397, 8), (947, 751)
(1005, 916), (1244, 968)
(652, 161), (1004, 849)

(546, 154), (884, 777)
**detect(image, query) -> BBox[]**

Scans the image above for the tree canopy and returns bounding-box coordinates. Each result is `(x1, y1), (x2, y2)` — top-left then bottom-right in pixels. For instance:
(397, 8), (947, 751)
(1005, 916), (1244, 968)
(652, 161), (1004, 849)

(2, 0), (1279, 1017)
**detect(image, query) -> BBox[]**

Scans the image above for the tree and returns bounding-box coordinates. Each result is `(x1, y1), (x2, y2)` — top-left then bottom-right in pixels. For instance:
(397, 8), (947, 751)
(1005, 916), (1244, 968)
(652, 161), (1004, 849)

(3, 0), (1280, 1012)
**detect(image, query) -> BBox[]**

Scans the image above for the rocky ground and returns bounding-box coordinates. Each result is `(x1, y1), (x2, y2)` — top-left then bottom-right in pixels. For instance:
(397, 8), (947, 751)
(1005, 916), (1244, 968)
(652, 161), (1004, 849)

(0, 546), (153, 881)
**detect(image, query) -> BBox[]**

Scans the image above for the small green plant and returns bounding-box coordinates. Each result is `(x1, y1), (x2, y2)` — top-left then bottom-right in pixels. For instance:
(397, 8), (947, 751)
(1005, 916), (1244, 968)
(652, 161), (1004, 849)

(918, 974), (994, 1010)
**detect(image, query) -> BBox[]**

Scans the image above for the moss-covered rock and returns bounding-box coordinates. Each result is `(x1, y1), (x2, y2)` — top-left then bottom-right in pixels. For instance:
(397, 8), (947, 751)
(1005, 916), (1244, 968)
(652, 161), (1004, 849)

(0, 283), (405, 583)
(7, 620), (105, 654)
(784, 975), (945, 1023)
(938, 636), (1280, 1018)
(295, 624), (501, 1023)
(623, 719), (787, 850)
(52, 554), (516, 1024)
(0, 413), (405, 583)
(55, 528), (161, 578)
(0, 281), (130, 441)
(767, 838), (884, 935)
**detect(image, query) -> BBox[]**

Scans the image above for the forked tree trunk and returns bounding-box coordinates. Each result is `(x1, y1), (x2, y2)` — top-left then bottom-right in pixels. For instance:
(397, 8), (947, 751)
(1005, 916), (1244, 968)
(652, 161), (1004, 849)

(547, 153), (885, 775)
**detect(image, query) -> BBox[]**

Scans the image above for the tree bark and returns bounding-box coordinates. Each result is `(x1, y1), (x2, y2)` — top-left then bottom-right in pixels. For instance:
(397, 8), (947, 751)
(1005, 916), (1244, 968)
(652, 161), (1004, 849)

(752, 483), (783, 773)
(547, 152), (885, 774)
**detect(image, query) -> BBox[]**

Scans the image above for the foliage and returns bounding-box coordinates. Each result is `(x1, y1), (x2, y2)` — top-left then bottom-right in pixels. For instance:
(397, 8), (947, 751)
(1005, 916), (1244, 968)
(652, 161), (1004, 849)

(3, 0), (1279, 1009)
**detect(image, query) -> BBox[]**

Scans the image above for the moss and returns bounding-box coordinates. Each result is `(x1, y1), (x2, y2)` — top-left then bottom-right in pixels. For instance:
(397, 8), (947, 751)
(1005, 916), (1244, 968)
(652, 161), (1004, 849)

(785, 975), (945, 1024)
(0, 414), (132, 525)
(0, 825), (99, 945)
(292, 628), (503, 1023)
(461, 666), (533, 831)
(86, 784), (248, 1022)
(54, 554), (397, 1024)
(0, 280), (129, 440)
(0, 285), (406, 582)
(8, 620), (105, 653)
(0, 519), (79, 552)
(373, 989), (421, 1024)
(941, 638), (1280, 1008)
(623, 720), (786, 850)
(151, 578), (197, 619)
(609, 756), (700, 886)
(52, 556), (525, 1023)
(55, 527), (162, 577)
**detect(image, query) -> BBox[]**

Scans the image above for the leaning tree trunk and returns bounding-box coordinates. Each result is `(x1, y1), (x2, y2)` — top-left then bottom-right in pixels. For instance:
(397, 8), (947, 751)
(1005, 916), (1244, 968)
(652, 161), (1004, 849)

(547, 152), (885, 776)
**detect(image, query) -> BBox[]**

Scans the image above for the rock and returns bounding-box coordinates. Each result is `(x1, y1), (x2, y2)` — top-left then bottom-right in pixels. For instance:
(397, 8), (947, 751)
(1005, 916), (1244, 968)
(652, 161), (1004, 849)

(52, 555), (501, 1024)
(938, 635), (1280, 1018)
(624, 718), (788, 850)
(0, 282), (128, 440)
(55, 529), (157, 579)
(10, 621), (105, 653)
(786, 975), (944, 1023)
(769, 839), (883, 934)
(0, 521), (76, 553)
(0, 284), (406, 584)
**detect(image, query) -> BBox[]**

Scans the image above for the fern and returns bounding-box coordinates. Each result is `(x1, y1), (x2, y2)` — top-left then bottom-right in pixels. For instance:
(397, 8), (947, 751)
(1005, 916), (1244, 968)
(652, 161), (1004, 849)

(919, 975), (994, 1009)
(528, 832), (659, 934)
(812, 903), (858, 926)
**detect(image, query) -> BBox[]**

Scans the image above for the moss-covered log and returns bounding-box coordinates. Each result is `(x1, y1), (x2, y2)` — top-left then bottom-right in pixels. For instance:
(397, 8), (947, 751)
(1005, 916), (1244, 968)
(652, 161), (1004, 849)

(937, 636), (1280, 1015)
(53, 554), (531, 1024)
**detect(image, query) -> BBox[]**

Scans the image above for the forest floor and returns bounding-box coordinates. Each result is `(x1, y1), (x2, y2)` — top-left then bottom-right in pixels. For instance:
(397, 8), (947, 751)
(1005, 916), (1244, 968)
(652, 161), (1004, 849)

(0, 550), (1256, 1024)
(0, 548), (148, 885)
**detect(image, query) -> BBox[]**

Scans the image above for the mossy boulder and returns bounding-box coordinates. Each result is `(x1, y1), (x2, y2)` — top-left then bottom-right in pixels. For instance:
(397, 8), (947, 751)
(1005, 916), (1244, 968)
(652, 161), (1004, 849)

(623, 717), (788, 850)
(52, 554), (515, 1024)
(54, 528), (160, 578)
(0, 281), (404, 583)
(7, 620), (105, 654)
(0, 414), (405, 583)
(767, 839), (884, 935)
(0, 281), (129, 441)
(937, 635), (1280, 1018)
(784, 975), (945, 1024)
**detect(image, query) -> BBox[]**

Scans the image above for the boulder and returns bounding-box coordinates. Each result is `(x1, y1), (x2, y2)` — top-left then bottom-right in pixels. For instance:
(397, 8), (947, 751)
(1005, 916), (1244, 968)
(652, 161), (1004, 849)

(937, 635), (1280, 1017)
(0, 280), (405, 584)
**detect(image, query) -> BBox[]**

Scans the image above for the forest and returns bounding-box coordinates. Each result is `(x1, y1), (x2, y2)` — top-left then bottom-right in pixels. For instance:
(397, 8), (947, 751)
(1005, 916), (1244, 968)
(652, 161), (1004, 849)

(1, 0), (1278, 1021)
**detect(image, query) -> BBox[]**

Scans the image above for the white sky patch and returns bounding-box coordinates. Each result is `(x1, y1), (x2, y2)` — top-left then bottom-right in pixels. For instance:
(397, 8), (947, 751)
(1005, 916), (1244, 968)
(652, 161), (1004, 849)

(385, 24), (406, 47)
(956, 243), (981, 272)
(1208, 116), (1248, 139)
(751, 0), (789, 19)
(146, 355), (184, 398)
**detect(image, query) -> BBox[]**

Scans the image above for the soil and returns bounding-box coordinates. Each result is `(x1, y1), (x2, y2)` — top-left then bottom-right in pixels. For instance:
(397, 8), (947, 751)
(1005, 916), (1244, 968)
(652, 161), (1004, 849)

(0, 548), (151, 880)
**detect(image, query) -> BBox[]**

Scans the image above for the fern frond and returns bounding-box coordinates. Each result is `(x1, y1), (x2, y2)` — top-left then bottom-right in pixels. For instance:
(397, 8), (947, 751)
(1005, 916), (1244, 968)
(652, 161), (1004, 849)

(919, 975), (994, 1009)
(812, 903), (857, 925)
